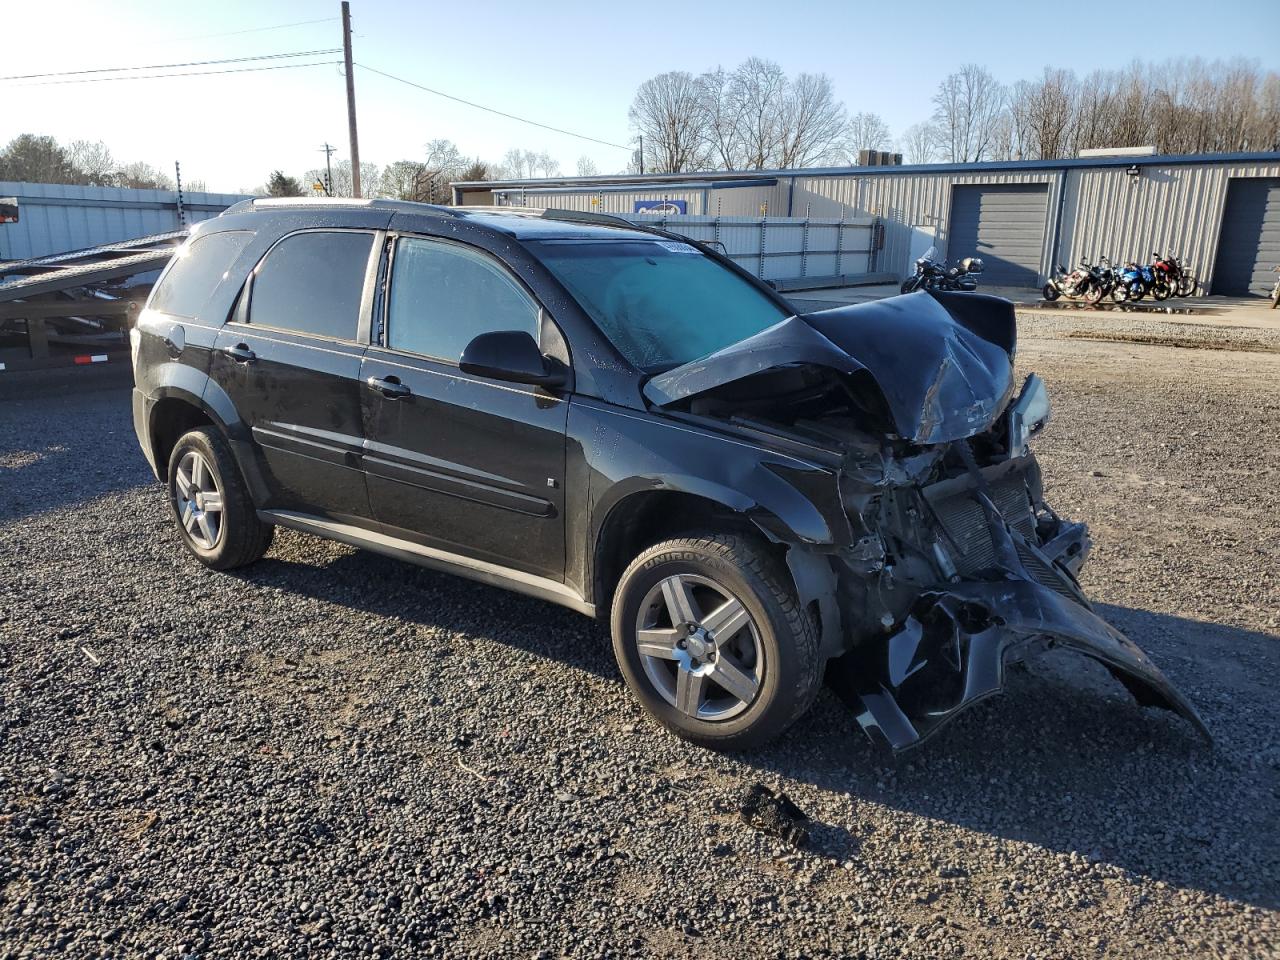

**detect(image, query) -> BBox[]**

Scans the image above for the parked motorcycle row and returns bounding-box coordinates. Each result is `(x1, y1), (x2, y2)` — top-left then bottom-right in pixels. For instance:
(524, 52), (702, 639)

(899, 246), (985, 293)
(1043, 252), (1198, 304)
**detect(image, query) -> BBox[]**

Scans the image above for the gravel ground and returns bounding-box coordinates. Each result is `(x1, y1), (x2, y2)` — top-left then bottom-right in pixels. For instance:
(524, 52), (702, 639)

(2, 330), (1278, 959)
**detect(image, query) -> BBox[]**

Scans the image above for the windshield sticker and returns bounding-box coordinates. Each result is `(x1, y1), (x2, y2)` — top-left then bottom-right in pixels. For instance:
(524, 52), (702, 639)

(655, 240), (700, 255)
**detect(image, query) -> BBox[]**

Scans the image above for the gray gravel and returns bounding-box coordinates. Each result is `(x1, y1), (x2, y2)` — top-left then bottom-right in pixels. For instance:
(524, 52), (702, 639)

(2, 333), (1278, 959)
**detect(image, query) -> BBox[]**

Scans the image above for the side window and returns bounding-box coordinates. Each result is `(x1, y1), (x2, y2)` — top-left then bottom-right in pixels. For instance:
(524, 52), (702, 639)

(386, 237), (539, 362)
(148, 231), (252, 319)
(248, 231), (374, 340)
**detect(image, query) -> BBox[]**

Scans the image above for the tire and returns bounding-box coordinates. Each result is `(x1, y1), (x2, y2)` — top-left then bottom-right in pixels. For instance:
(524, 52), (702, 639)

(1111, 283), (1130, 304)
(1152, 281), (1170, 301)
(1272, 287), (1280, 309)
(1084, 281), (1103, 304)
(610, 532), (822, 750)
(1042, 283), (1060, 302)
(900, 278), (917, 294)
(1177, 276), (1196, 297)
(166, 426), (273, 570)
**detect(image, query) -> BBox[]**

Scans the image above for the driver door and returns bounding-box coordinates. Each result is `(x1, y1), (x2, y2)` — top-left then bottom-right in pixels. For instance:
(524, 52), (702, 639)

(359, 235), (569, 581)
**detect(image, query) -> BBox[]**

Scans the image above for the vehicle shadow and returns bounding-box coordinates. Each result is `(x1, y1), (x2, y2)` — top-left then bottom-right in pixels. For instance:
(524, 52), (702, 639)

(0, 384), (152, 526)
(235, 545), (1277, 909)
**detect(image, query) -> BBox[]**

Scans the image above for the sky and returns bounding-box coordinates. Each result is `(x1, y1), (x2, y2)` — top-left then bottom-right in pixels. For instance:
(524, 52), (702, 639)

(4, 0), (1277, 193)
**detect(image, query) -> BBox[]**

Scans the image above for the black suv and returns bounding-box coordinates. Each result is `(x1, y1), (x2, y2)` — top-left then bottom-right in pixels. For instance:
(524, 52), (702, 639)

(132, 199), (1206, 751)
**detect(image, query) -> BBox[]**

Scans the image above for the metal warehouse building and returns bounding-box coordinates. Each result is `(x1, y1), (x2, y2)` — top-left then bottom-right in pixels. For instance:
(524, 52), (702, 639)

(453, 151), (1280, 296)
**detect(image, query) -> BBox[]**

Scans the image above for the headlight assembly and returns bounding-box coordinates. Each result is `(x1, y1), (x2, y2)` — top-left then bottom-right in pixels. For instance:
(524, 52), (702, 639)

(1007, 373), (1051, 458)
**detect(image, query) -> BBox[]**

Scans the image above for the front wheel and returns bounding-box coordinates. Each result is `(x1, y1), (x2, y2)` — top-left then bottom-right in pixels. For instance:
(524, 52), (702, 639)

(1177, 276), (1197, 297)
(1084, 281), (1104, 304)
(1111, 283), (1130, 303)
(167, 427), (273, 570)
(900, 277), (918, 294)
(1272, 285), (1280, 309)
(1152, 281), (1170, 301)
(1042, 283), (1060, 301)
(610, 533), (821, 750)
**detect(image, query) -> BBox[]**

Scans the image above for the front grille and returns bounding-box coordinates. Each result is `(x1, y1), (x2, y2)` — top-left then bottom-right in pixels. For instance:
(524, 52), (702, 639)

(929, 478), (1079, 601)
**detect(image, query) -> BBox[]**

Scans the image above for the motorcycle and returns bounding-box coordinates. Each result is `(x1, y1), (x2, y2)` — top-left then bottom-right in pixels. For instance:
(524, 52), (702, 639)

(1043, 256), (1115, 304)
(1153, 252), (1196, 298)
(900, 246), (984, 293)
(1271, 266), (1280, 310)
(1112, 261), (1158, 302)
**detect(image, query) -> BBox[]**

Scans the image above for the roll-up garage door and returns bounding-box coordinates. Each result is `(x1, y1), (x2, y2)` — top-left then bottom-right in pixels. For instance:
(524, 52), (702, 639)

(948, 184), (1049, 287)
(1211, 178), (1280, 296)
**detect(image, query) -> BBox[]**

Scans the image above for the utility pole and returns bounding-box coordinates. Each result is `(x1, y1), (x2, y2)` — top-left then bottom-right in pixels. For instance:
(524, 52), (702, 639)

(319, 143), (336, 195)
(341, 1), (361, 198)
(173, 160), (187, 228)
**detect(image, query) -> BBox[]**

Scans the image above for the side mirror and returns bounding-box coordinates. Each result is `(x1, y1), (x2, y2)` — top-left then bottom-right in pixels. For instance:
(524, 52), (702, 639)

(459, 330), (566, 388)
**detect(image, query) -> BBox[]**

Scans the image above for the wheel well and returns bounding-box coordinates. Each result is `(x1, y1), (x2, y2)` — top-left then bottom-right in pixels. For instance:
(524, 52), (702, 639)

(593, 491), (772, 612)
(150, 398), (215, 476)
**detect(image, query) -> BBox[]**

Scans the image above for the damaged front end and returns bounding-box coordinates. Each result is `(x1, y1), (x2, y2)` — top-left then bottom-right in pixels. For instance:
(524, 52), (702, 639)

(647, 291), (1209, 750)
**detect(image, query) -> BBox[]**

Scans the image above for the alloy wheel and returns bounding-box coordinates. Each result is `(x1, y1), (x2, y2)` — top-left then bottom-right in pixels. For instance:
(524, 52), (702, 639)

(174, 450), (224, 550)
(634, 573), (764, 722)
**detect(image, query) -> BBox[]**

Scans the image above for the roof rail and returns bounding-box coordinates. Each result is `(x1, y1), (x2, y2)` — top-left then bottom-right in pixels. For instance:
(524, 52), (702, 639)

(220, 197), (460, 217)
(539, 208), (637, 229)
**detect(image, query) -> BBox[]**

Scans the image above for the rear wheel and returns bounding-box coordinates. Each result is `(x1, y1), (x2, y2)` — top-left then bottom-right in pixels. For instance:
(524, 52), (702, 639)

(1177, 276), (1197, 297)
(166, 427), (273, 570)
(610, 533), (821, 750)
(1152, 281), (1170, 301)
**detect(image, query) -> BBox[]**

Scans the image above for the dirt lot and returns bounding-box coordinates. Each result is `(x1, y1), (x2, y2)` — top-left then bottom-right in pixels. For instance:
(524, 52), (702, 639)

(1, 326), (1278, 958)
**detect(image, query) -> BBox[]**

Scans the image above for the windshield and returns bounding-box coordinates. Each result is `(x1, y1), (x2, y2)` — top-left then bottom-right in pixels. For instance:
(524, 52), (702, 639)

(918, 245), (940, 264)
(527, 238), (790, 372)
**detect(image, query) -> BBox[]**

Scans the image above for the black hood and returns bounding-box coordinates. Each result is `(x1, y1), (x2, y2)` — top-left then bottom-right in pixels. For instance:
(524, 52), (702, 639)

(643, 291), (1018, 446)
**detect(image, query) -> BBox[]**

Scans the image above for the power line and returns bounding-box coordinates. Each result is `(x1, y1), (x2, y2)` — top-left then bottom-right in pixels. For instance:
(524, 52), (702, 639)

(0, 48), (341, 82)
(8, 60), (343, 88)
(356, 63), (631, 151)
(169, 17), (338, 43)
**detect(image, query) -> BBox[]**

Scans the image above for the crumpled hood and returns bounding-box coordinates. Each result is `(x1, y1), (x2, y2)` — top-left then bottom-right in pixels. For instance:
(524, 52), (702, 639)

(643, 291), (1018, 446)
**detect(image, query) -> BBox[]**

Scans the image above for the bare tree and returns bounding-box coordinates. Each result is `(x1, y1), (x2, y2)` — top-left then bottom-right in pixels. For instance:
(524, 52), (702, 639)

(898, 122), (939, 164)
(575, 155), (600, 177)
(378, 160), (432, 201)
(628, 71), (708, 173)
(776, 72), (847, 168)
(846, 112), (891, 159)
(114, 161), (173, 190)
(932, 64), (1006, 162)
(1008, 68), (1077, 159)
(727, 57), (788, 169)
(67, 140), (115, 186)
(695, 67), (744, 170)
(303, 159), (379, 198)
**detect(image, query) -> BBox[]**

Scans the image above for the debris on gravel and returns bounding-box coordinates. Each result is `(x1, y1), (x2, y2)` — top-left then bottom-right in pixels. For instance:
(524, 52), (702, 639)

(738, 784), (811, 848)
(2, 328), (1278, 958)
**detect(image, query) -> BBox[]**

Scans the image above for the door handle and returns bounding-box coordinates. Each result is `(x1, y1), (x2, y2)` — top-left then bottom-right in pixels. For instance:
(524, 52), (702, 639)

(221, 343), (256, 364)
(366, 375), (411, 399)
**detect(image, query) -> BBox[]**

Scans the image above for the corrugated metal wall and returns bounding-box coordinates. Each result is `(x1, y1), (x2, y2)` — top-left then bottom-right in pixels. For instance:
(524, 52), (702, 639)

(1057, 160), (1280, 286)
(0, 181), (252, 261)
(481, 156), (1280, 291)
(790, 170), (1064, 284)
(492, 183), (790, 218)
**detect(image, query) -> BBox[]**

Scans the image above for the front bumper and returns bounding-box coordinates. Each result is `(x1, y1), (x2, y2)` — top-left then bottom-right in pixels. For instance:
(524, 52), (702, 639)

(828, 464), (1209, 751)
(831, 578), (1210, 750)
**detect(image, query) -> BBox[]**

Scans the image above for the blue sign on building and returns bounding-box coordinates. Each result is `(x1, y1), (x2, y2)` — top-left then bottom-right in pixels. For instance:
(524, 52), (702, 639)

(634, 199), (687, 215)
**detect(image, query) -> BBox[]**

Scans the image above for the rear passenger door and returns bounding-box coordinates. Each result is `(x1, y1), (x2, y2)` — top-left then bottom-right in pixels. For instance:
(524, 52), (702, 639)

(209, 228), (379, 525)
(360, 234), (569, 580)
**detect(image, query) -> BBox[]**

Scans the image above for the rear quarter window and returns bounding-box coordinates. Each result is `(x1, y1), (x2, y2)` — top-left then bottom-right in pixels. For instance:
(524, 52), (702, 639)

(247, 230), (374, 341)
(148, 231), (253, 320)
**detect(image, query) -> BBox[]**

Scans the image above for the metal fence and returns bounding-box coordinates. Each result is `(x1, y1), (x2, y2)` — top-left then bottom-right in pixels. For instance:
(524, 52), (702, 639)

(0, 181), (252, 262)
(627, 213), (884, 288)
